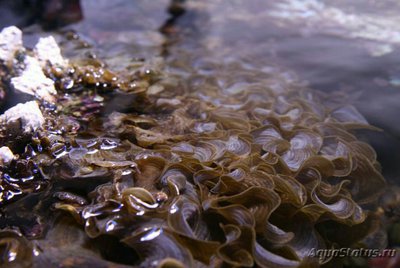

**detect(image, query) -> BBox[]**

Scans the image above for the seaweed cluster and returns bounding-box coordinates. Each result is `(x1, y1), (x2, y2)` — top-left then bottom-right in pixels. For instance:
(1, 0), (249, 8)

(0, 31), (387, 268)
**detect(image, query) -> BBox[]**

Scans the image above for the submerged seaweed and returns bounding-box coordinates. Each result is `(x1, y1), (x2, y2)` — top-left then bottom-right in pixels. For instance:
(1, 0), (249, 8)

(0, 5), (391, 268)
(0, 55), (386, 267)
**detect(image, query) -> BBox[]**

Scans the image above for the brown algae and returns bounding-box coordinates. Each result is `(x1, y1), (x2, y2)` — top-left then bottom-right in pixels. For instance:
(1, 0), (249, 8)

(0, 24), (388, 268)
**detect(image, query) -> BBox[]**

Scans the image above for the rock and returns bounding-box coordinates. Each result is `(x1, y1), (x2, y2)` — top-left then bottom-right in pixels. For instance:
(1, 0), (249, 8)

(156, 98), (182, 107)
(0, 101), (45, 134)
(0, 146), (15, 165)
(11, 56), (57, 102)
(40, 0), (83, 30)
(0, 26), (23, 65)
(34, 36), (68, 67)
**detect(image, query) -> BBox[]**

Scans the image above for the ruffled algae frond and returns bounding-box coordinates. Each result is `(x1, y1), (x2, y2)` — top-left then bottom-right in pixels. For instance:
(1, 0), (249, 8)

(0, 23), (388, 268)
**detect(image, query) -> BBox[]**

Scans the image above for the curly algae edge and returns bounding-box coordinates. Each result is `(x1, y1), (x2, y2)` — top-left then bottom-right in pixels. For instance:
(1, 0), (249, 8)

(0, 35), (386, 268)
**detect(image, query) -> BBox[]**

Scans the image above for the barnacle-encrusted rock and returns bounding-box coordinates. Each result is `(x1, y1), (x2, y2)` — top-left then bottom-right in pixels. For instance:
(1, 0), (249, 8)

(0, 101), (44, 134)
(11, 56), (57, 102)
(34, 36), (68, 68)
(0, 26), (23, 65)
(0, 26), (69, 103)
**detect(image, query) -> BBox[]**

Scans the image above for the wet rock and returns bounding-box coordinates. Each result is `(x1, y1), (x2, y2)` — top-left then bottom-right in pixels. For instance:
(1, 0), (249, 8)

(0, 0), (83, 30)
(0, 101), (44, 134)
(0, 146), (15, 165)
(0, 26), (23, 65)
(34, 36), (68, 67)
(0, 80), (5, 106)
(156, 98), (182, 107)
(39, 0), (83, 30)
(11, 56), (57, 102)
(0, 26), (67, 103)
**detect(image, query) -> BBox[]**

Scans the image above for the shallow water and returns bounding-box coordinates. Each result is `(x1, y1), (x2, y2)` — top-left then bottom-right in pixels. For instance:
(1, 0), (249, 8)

(56, 0), (400, 181)
(1, 1), (400, 267)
